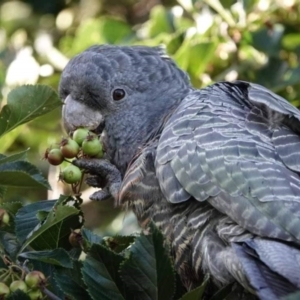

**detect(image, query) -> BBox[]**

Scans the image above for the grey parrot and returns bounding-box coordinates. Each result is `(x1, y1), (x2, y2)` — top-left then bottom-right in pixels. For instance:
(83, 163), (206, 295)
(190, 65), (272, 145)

(59, 44), (300, 299)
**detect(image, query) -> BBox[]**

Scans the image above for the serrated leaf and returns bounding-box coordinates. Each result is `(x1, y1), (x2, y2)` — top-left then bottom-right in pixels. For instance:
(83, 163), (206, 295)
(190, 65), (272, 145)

(180, 275), (209, 300)
(54, 261), (91, 300)
(0, 85), (62, 138)
(81, 227), (102, 247)
(82, 255), (125, 300)
(1, 201), (23, 216)
(86, 243), (133, 299)
(15, 200), (56, 243)
(119, 223), (175, 300)
(19, 248), (73, 268)
(17, 196), (83, 252)
(0, 150), (28, 165)
(102, 235), (135, 253)
(0, 161), (50, 189)
(6, 289), (30, 300)
(0, 231), (21, 261)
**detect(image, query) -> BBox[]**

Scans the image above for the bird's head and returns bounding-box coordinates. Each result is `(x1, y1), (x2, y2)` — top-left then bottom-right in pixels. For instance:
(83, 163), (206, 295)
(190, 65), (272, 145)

(59, 45), (191, 174)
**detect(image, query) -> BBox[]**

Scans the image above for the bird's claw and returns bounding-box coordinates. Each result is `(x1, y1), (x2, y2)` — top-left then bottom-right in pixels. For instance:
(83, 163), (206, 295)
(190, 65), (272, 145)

(73, 158), (122, 201)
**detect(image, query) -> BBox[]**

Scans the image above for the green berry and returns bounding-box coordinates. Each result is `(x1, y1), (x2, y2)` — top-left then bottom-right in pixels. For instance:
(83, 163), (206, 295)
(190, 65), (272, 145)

(27, 289), (43, 300)
(82, 136), (103, 157)
(0, 208), (10, 227)
(0, 282), (10, 297)
(72, 128), (91, 146)
(61, 165), (82, 184)
(25, 271), (46, 289)
(10, 280), (28, 293)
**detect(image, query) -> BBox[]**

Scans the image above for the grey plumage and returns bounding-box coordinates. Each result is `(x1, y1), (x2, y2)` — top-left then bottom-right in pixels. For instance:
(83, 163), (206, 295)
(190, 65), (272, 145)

(60, 45), (300, 299)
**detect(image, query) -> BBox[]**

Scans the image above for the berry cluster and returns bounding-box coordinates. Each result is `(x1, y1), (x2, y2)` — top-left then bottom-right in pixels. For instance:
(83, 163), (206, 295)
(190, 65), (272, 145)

(44, 128), (104, 192)
(0, 271), (46, 299)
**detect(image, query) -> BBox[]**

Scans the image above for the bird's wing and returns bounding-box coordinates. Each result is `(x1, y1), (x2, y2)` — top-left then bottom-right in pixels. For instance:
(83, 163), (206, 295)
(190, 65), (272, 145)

(156, 81), (300, 242)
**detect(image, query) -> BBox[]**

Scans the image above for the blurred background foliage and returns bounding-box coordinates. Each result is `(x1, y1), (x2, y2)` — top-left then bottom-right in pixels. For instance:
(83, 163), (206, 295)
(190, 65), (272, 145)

(0, 0), (300, 235)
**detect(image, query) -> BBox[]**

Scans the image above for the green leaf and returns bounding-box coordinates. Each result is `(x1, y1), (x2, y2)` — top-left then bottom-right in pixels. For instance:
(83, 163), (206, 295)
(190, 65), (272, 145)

(17, 196), (83, 252)
(15, 200), (56, 243)
(251, 24), (284, 57)
(174, 37), (217, 80)
(119, 223), (175, 300)
(1, 201), (23, 216)
(0, 85), (62, 138)
(0, 150), (28, 165)
(81, 227), (103, 247)
(102, 235), (135, 253)
(0, 231), (21, 261)
(180, 275), (209, 300)
(82, 253), (126, 300)
(0, 161), (50, 189)
(72, 17), (133, 55)
(19, 248), (73, 268)
(0, 185), (7, 198)
(6, 290), (30, 300)
(55, 261), (91, 300)
(148, 5), (174, 38)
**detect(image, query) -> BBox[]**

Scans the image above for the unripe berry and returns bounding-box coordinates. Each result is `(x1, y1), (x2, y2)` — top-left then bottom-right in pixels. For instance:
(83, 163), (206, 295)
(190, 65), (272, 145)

(25, 271), (46, 289)
(0, 208), (10, 227)
(60, 165), (82, 184)
(27, 289), (43, 300)
(10, 280), (28, 293)
(47, 149), (64, 166)
(82, 136), (103, 157)
(60, 138), (80, 158)
(72, 128), (92, 146)
(0, 282), (10, 297)
(68, 229), (82, 248)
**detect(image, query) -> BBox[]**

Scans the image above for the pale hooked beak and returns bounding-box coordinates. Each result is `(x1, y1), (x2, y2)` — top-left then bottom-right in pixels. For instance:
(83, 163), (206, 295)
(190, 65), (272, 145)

(62, 95), (103, 133)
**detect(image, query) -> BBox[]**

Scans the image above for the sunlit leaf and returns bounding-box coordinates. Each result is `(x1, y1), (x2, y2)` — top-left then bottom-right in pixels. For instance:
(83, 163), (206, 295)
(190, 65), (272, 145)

(0, 85), (61, 138)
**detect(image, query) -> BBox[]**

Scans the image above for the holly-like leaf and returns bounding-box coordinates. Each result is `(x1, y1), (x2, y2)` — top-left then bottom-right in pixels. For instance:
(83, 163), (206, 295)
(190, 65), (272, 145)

(0, 161), (50, 189)
(119, 222), (175, 300)
(55, 261), (91, 300)
(0, 85), (62, 138)
(16, 196), (83, 252)
(19, 248), (73, 268)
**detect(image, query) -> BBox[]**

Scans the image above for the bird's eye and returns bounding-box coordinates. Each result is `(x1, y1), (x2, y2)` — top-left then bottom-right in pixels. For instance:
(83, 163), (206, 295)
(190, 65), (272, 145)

(112, 89), (126, 101)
